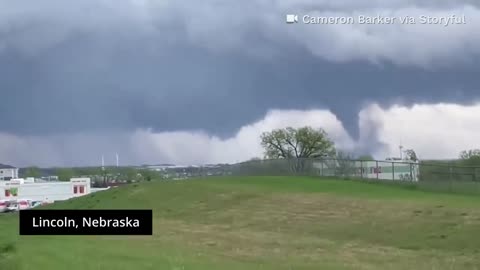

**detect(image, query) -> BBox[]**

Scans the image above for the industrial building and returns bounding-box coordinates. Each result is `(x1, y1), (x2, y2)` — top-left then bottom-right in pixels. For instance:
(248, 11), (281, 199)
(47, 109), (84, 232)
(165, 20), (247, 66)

(0, 163), (19, 180)
(313, 158), (420, 181)
(0, 177), (94, 202)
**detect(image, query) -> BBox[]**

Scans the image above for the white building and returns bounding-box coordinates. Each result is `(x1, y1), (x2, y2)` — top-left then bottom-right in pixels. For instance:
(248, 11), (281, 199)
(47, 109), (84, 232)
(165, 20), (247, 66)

(314, 159), (420, 181)
(0, 164), (19, 180)
(0, 178), (93, 202)
(355, 159), (420, 181)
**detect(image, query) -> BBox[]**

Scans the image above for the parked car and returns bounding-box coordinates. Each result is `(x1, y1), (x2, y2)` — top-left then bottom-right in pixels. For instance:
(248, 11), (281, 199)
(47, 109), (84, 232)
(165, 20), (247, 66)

(0, 200), (8, 213)
(6, 201), (18, 212)
(31, 201), (43, 208)
(18, 199), (33, 210)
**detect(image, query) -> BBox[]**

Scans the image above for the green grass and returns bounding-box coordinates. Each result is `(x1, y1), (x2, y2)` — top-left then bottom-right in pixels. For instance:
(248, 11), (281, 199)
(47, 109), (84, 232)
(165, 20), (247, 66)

(2, 176), (480, 269)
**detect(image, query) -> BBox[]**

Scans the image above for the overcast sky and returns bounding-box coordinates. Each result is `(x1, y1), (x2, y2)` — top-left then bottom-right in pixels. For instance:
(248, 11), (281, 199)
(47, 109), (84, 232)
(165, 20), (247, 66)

(1, 0), (480, 167)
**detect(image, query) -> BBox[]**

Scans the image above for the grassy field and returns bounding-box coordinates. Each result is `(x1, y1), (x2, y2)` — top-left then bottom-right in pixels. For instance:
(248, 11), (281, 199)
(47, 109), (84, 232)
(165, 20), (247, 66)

(2, 176), (480, 269)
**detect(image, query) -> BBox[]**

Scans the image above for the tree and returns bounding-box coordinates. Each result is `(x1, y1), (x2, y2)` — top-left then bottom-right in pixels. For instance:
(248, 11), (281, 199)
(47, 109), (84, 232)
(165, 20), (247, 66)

(460, 149), (480, 160)
(404, 149), (418, 162)
(261, 127), (336, 159)
(357, 155), (374, 161)
(123, 167), (139, 182)
(459, 149), (480, 166)
(260, 127), (336, 173)
(55, 168), (75, 182)
(334, 151), (356, 178)
(139, 169), (159, 182)
(24, 167), (41, 178)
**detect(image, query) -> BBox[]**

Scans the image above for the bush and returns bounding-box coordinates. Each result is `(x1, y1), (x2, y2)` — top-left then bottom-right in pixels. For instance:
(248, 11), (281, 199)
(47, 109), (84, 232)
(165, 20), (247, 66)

(0, 243), (16, 254)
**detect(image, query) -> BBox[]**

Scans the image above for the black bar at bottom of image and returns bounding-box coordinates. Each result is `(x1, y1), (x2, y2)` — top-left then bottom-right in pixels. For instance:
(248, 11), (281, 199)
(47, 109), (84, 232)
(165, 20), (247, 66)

(19, 209), (152, 235)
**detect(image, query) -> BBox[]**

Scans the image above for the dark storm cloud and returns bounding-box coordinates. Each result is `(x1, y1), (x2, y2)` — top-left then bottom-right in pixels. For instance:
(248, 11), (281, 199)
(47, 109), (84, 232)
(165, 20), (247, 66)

(0, 0), (479, 141)
(2, 44), (479, 139)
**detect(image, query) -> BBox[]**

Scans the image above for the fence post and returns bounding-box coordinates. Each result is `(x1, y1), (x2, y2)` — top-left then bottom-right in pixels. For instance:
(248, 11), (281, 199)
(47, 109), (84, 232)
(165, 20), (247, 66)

(376, 161), (379, 180)
(360, 160), (364, 179)
(392, 162), (395, 181)
(410, 163), (413, 181)
(321, 161), (324, 177)
(449, 162), (453, 182)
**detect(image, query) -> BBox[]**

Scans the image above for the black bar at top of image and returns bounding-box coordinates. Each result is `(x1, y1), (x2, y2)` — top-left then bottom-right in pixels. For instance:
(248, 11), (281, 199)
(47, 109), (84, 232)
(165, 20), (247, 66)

(19, 209), (153, 235)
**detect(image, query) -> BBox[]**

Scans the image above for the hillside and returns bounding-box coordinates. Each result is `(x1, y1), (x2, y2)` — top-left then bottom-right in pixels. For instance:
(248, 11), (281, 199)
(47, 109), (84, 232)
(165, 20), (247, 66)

(2, 176), (480, 270)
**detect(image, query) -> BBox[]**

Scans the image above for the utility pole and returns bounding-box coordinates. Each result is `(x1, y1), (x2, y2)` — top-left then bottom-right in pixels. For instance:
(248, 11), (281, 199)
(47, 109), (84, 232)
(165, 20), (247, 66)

(102, 154), (106, 186)
(116, 153), (119, 167)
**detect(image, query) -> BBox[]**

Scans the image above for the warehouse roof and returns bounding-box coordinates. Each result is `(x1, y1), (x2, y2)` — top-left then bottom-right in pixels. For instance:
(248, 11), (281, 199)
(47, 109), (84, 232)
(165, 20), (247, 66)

(0, 163), (16, 169)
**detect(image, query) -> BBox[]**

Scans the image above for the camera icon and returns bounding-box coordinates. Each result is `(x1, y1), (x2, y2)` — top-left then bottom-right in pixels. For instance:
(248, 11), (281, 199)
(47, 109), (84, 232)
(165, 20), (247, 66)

(286, 14), (299, 24)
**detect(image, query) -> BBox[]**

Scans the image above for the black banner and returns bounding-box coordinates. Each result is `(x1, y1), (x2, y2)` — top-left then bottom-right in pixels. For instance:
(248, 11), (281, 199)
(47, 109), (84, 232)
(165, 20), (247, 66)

(19, 209), (152, 235)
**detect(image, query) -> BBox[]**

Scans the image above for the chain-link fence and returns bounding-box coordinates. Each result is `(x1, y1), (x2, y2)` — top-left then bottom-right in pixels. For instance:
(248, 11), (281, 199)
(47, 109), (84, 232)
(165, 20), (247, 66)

(205, 158), (480, 183)
(223, 158), (419, 181)
(157, 158), (480, 183)
(156, 159), (480, 195)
